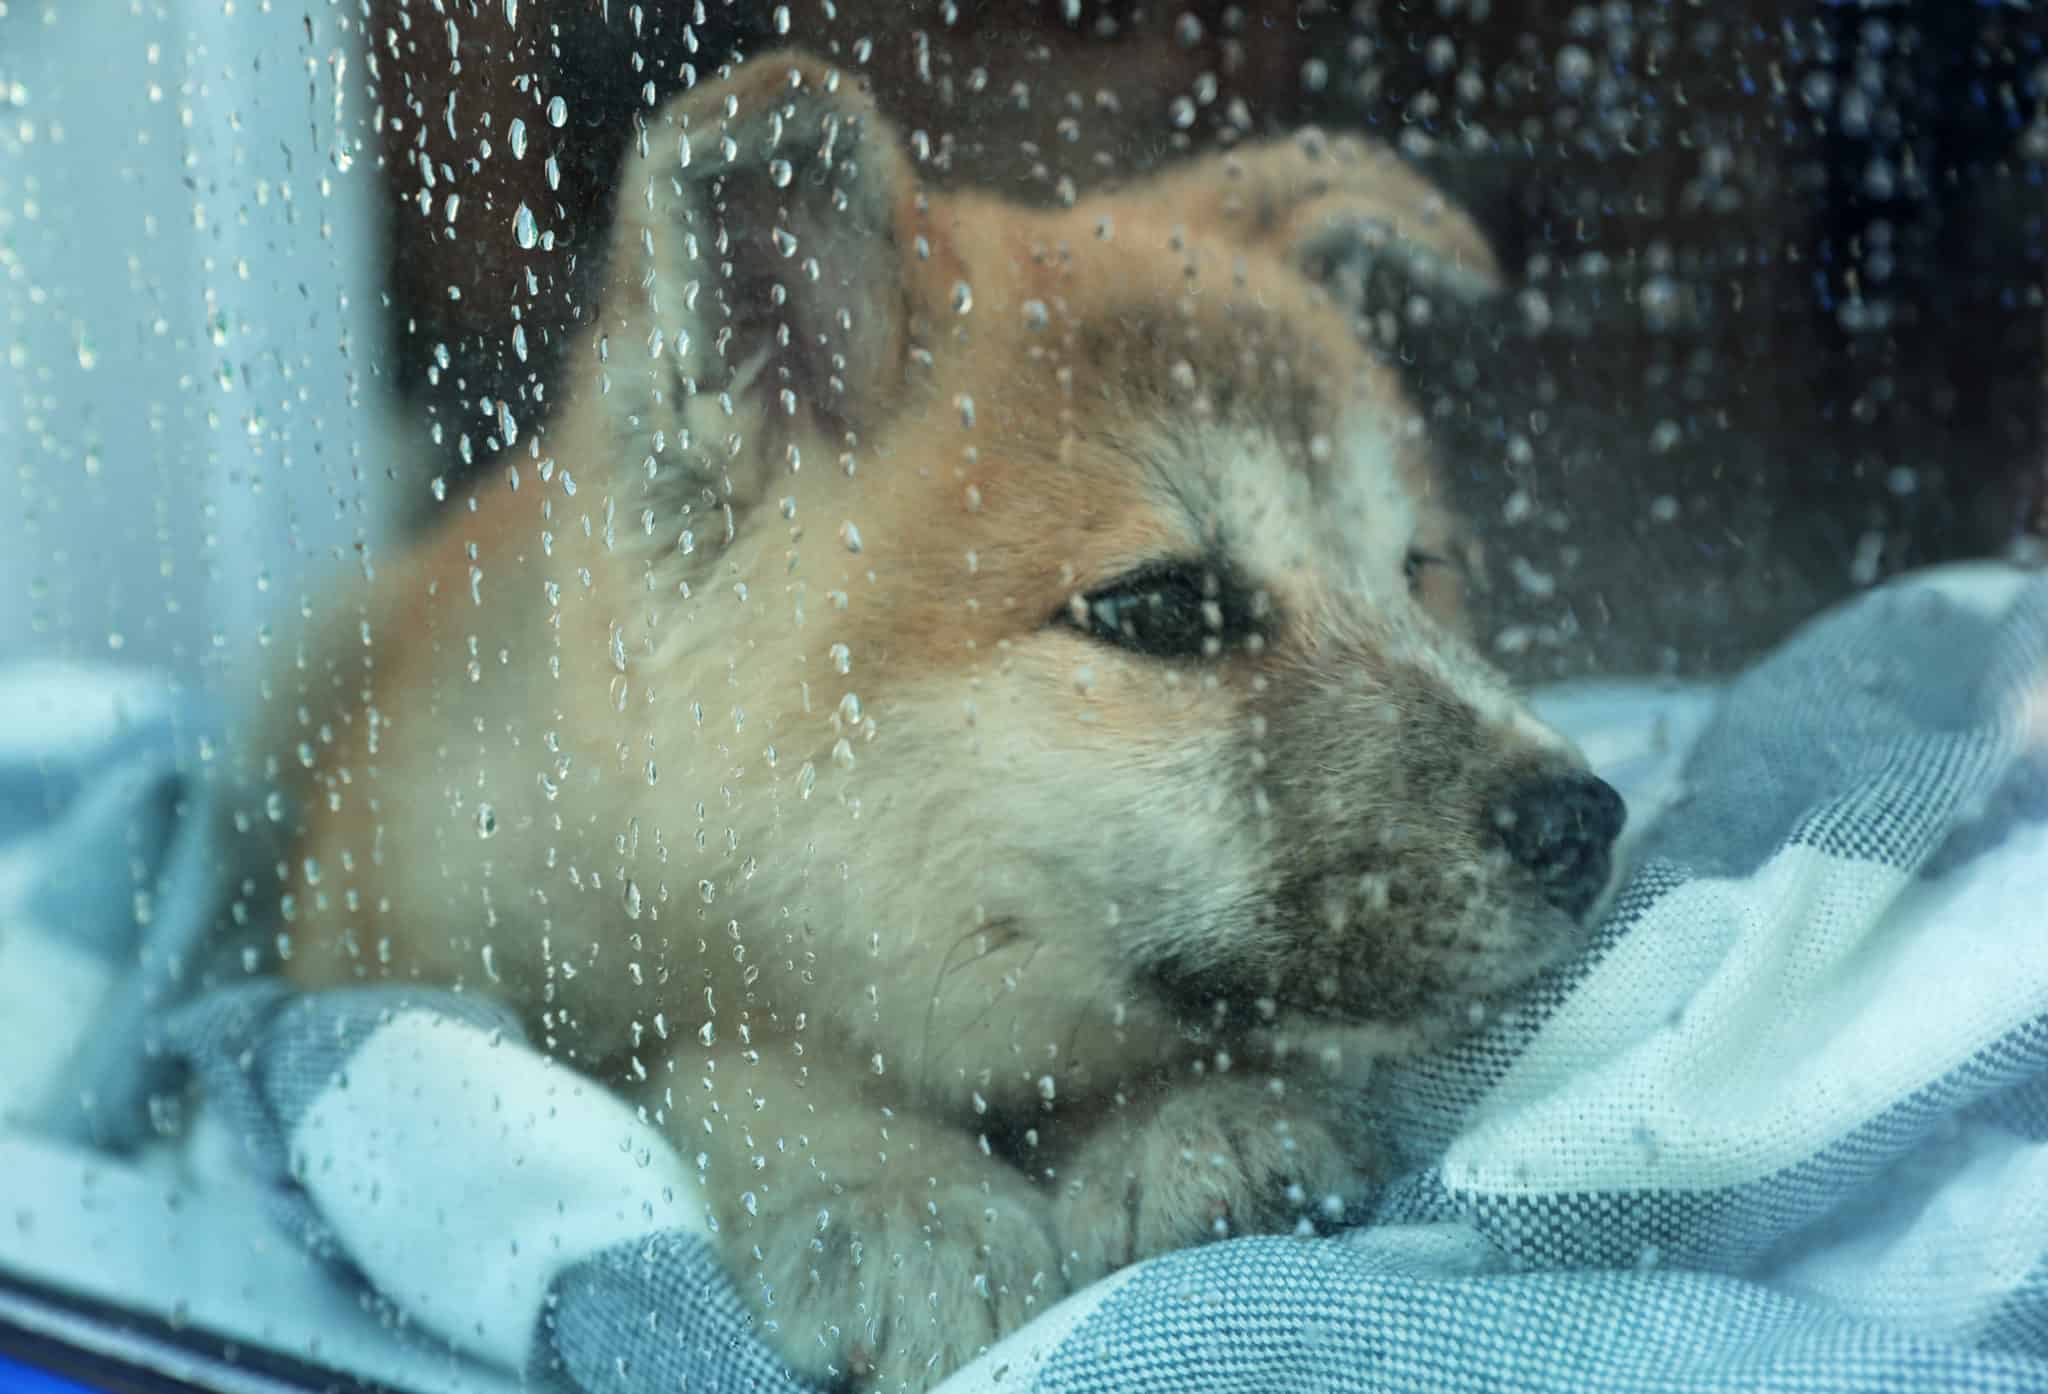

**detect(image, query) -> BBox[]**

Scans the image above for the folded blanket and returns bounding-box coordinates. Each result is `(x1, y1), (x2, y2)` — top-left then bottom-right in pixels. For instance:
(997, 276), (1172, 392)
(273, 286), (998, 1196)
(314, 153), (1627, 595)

(2, 565), (2045, 1394)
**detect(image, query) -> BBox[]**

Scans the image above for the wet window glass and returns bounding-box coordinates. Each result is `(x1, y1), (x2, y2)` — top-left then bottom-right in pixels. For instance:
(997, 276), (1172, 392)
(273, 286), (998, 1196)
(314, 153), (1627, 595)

(3, 5), (2044, 1394)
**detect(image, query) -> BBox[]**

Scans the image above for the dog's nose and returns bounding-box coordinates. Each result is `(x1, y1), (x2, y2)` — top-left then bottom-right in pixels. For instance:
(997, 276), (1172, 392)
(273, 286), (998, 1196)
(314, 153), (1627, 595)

(1493, 773), (1627, 919)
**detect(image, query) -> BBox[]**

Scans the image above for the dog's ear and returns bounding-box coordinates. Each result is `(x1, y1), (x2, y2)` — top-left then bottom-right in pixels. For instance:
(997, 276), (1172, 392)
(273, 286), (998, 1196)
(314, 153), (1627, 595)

(1198, 132), (1501, 338)
(582, 52), (914, 550)
(1274, 134), (1502, 339)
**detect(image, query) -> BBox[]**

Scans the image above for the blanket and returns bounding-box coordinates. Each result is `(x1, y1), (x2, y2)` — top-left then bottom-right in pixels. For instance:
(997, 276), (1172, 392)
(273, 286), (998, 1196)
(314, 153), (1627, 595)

(2, 564), (2045, 1394)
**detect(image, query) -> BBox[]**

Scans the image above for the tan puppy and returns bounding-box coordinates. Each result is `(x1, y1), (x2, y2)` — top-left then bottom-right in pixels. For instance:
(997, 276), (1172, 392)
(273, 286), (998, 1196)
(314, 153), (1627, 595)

(267, 51), (1623, 1391)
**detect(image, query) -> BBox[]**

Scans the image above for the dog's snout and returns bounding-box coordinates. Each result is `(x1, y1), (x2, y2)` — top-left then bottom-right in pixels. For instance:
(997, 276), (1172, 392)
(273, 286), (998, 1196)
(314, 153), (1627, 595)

(1493, 772), (1626, 919)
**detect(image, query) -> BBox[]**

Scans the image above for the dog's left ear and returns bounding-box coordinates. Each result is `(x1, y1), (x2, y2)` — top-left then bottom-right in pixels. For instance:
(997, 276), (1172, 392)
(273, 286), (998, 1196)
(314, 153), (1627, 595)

(1206, 132), (1502, 330)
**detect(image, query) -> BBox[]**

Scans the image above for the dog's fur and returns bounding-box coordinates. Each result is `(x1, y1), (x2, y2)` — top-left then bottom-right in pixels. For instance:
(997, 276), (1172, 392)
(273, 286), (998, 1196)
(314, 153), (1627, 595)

(265, 52), (1616, 1390)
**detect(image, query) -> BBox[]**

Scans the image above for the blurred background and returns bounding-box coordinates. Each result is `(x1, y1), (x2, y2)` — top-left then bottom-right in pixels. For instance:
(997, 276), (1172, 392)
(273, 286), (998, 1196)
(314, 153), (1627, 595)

(2, 0), (2043, 693)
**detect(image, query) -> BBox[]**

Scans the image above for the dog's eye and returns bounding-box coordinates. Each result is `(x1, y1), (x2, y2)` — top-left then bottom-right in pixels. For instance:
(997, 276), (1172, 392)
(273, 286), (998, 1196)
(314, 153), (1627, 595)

(1404, 548), (1453, 594)
(1058, 562), (1256, 660)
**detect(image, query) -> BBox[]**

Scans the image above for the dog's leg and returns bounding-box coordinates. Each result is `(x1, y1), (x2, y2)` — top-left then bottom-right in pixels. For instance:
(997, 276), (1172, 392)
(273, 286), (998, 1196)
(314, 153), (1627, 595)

(1050, 1071), (1382, 1288)
(643, 1047), (1067, 1392)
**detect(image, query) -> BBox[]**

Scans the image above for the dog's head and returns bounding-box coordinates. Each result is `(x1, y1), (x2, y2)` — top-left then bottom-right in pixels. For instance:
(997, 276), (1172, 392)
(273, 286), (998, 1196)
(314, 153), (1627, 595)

(552, 53), (1623, 1060)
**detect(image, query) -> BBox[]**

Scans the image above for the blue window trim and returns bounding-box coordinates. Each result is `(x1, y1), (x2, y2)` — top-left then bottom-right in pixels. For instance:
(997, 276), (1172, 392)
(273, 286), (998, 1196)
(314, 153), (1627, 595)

(0, 1353), (100, 1394)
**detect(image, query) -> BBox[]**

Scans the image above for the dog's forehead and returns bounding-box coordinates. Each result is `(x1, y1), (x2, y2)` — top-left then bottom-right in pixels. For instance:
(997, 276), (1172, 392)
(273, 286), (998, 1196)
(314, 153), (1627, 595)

(1065, 298), (1425, 590)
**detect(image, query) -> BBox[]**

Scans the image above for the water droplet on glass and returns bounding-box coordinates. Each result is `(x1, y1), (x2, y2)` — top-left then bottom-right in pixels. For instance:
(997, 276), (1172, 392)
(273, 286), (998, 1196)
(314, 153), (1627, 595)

(513, 203), (538, 250)
(476, 804), (497, 838)
(768, 158), (793, 189)
(508, 117), (527, 159)
(623, 879), (644, 919)
(698, 879), (717, 904)
(951, 280), (974, 314)
(546, 95), (568, 128)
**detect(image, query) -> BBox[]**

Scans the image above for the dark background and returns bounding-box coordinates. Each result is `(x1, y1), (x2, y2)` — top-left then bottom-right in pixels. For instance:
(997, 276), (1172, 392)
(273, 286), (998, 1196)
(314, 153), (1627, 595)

(364, 0), (2045, 678)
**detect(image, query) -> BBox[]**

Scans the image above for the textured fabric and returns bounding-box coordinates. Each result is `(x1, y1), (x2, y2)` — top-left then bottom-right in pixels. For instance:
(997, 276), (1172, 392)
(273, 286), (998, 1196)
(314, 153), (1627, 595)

(3, 564), (2046, 1394)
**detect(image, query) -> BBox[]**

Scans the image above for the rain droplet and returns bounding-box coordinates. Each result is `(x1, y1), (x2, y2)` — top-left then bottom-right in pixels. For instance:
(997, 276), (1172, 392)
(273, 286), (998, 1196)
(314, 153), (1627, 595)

(950, 280), (974, 314)
(476, 804), (497, 838)
(513, 203), (538, 250)
(768, 158), (793, 188)
(546, 95), (568, 127)
(623, 879), (644, 918)
(508, 117), (527, 159)
(698, 879), (717, 904)
(838, 521), (863, 553)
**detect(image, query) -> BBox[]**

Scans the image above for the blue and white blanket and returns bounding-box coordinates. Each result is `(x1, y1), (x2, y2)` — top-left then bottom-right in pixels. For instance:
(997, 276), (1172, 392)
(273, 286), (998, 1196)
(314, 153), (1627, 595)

(3, 563), (2046, 1394)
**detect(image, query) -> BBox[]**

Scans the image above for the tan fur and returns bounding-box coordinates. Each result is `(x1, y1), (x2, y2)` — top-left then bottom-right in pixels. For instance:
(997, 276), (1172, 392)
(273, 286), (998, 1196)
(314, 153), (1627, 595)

(263, 52), (1612, 1391)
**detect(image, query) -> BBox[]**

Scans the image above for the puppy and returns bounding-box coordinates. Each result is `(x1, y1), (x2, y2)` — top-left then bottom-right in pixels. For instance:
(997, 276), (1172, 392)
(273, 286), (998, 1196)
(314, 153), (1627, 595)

(266, 51), (1624, 1391)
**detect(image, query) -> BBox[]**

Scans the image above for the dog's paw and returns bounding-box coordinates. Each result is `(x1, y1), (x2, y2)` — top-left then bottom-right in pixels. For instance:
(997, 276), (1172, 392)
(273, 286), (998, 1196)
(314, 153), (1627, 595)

(738, 1171), (1068, 1392)
(1051, 1074), (1378, 1286)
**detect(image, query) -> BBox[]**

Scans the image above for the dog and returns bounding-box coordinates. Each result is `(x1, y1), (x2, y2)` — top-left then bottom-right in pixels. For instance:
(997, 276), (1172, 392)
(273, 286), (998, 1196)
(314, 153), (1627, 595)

(264, 50), (1625, 1391)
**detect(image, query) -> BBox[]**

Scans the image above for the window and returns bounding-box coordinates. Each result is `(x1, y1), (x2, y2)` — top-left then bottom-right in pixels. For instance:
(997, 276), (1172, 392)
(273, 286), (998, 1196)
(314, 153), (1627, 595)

(4, 5), (2044, 1394)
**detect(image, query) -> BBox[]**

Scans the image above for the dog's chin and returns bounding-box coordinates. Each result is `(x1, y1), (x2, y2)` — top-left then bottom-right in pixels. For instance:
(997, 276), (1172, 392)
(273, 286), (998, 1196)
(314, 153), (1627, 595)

(1139, 894), (1589, 1043)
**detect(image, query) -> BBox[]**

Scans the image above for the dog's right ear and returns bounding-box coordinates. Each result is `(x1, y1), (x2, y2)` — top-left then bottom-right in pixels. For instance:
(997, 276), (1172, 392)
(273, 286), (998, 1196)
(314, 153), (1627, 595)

(586, 53), (914, 531)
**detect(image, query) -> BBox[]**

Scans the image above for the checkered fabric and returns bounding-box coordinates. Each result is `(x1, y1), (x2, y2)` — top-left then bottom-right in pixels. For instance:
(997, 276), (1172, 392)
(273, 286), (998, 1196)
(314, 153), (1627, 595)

(3, 564), (2045, 1394)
